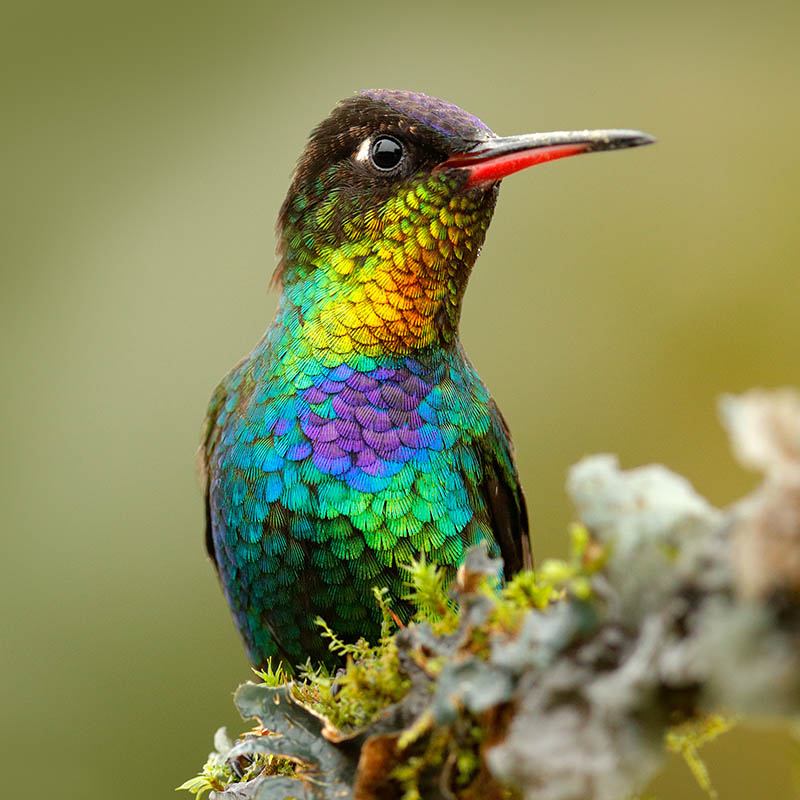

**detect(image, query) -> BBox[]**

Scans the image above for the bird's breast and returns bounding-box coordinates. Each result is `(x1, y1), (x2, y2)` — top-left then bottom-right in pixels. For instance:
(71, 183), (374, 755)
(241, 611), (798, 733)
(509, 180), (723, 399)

(211, 347), (495, 538)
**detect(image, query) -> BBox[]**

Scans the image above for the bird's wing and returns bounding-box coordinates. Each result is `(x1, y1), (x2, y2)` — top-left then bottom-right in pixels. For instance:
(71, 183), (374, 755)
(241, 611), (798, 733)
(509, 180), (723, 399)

(479, 400), (532, 576)
(197, 377), (231, 571)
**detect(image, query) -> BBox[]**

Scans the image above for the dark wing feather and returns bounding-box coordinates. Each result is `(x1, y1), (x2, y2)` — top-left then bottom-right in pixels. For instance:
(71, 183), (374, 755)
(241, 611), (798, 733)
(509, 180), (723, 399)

(198, 379), (230, 572)
(480, 401), (532, 576)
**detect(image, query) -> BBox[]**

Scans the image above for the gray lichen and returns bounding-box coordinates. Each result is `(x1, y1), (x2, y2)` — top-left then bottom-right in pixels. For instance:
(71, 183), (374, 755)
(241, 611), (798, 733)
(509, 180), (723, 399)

(489, 389), (800, 798)
(182, 388), (800, 800)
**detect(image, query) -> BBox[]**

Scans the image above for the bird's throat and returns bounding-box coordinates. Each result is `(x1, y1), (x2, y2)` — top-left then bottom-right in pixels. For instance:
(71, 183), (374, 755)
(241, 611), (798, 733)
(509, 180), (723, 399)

(278, 177), (498, 361)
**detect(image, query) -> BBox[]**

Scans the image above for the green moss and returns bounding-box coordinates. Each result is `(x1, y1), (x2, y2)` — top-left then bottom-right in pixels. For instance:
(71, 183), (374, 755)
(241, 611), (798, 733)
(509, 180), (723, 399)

(665, 714), (737, 798)
(252, 657), (291, 687)
(391, 728), (450, 800)
(401, 553), (460, 630)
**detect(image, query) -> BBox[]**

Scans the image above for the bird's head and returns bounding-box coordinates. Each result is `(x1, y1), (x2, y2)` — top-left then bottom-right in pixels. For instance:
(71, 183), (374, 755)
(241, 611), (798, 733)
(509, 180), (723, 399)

(275, 89), (653, 357)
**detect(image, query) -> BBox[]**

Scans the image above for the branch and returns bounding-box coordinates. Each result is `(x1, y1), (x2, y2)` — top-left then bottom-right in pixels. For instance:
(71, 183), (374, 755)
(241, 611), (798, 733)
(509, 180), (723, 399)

(180, 388), (800, 800)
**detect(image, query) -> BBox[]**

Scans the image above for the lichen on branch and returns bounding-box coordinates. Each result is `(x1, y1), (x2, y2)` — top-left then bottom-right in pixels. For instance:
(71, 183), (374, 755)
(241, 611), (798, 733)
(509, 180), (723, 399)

(180, 388), (800, 800)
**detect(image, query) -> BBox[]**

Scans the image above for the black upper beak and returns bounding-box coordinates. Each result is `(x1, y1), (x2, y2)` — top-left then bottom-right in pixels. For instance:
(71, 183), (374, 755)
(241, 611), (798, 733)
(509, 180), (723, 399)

(440, 129), (656, 186)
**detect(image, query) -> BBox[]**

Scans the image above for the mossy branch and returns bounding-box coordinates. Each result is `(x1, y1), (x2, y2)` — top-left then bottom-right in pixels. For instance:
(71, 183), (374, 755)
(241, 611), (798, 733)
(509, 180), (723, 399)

(180, 388), (800, 800)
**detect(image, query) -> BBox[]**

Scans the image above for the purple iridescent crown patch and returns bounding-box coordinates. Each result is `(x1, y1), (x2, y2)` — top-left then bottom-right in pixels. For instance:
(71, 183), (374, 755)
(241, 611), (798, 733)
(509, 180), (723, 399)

(360, 89), (495, 141)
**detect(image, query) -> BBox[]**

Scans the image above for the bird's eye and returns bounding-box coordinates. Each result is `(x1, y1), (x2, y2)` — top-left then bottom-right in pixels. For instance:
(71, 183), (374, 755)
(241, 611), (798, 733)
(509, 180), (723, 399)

(369, 136), (404, 171)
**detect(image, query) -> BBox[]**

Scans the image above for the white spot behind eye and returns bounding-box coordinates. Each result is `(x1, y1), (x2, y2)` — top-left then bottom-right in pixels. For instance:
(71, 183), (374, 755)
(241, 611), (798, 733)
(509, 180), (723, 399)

(354, 137), (372, 163)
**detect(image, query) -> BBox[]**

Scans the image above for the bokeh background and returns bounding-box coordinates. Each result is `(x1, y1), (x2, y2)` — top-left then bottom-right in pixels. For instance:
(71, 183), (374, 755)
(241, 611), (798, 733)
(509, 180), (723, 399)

(3, 0), (799, 797)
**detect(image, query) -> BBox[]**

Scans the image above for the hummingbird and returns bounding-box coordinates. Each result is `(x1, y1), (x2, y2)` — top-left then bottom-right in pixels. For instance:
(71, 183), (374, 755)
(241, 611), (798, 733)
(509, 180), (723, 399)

(199, 89), (653, 669)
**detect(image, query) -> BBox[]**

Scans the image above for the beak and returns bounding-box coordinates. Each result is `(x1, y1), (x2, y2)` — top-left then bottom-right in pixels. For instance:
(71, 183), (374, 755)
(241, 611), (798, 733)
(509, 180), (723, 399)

(440, 129), (655, 186)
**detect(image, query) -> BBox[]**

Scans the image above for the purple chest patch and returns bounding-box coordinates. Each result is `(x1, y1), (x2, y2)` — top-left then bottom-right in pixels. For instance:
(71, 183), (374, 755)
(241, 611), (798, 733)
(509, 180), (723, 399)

(298, 363), (446, 487)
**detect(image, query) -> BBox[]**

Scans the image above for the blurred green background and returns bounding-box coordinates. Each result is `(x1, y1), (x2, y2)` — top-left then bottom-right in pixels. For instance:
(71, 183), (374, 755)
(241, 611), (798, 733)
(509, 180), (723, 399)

(2, 0), (799, 797)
